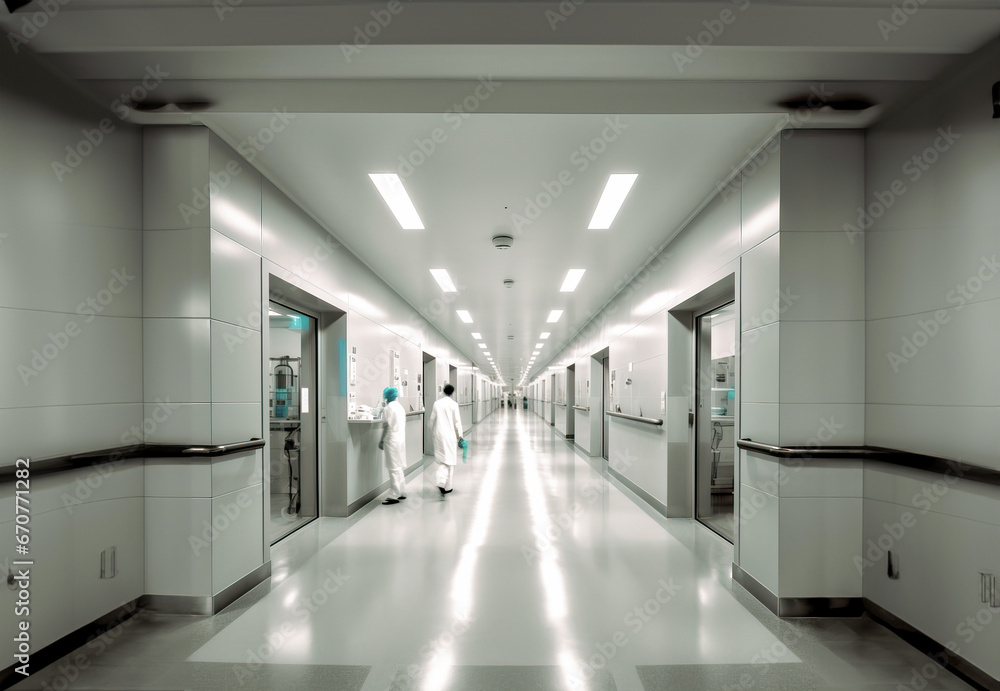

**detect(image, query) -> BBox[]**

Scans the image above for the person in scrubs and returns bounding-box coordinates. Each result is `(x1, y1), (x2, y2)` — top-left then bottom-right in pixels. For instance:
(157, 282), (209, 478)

(428, 383), (464, 495)
(378, 386), (407, 505)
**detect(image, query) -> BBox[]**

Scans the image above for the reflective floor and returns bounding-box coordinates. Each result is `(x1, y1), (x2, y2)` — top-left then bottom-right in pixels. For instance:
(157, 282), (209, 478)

(13, 410), (976, 690)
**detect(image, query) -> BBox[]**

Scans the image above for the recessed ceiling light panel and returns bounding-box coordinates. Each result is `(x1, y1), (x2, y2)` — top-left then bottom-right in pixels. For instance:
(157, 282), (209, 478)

(589, 174), (638, 229)
(368, 173), (424, 230)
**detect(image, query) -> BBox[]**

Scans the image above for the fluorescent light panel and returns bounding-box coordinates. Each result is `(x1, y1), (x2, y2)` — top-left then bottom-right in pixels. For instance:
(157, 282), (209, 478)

(588, 174), (638, 229)
(560, 269), (586, 292)
(539, 332), (550, 339)
(547, 310), (563, 323)
(471, 332), (482, 339)
(368, 173), (424, 229)
(429, 269), (457, 292)
(478, 343), (487, 349)
(457, 310), (473, 323)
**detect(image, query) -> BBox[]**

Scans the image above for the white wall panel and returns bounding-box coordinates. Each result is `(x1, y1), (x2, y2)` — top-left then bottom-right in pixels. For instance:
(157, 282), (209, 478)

(738, 484), (779, 592)
(740, 233), (780, 329)
(212, 450), (263, 496)
(867, 299), (1000, 408)
(866, 404), (1000, 471)
(866, 226), (1000, 321)
(779, 130), (864, 234)
(0, 403), (143, 467)
(261, 178), (350, 305)
(778, 403), (864, 446)
(209, 133), (262, 253)
(1, 78), (142, 234)
(0, 225), (142, 316)
(210, 320), (262, 404)
(143, 402), (212, 445)
(211, 403), (262, 445)
(211, 485), (264, 592)
(71, 497), (145, 627)
(143, 127), (210, 231)
(144, 459), (212, 498)
(210, 230), (262, 328)
(0, 309), (142, 408)
(778, 497), (862, 597)
(142, 229), (212, 318)
(779, 321), (864, 405)
(143, 318), (212, 404)
(779, 232), (865, 322)
(740, 323), (779, 404)
(740, 147), (780, 251)
(145, 497), (212, 596)
(740, 403), (778, 446)
(778, 458), (862, 499)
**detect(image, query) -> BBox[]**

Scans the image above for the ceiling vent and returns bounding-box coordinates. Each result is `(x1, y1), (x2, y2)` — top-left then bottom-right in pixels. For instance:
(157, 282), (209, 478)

(507, 335), (515, 340)
(776, 95), (874, 111)
(492, 235), (514, 250)
(503, 279), (515, 288)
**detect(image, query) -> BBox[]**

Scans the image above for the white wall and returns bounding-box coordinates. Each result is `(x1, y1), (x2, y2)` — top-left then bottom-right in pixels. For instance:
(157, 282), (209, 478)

(0, 47), (145, 663)
(860, 38), (1000, 681)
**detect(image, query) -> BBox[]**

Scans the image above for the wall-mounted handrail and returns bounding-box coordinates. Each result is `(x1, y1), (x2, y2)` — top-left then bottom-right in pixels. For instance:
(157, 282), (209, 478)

(180, 439), (265, 456)
(1, 439), (266, 482)
(606, 411), (663, 426)
(554, 402), (568, 407)
(573, 405), (591, 412)
(406, 410), (425, 417)
(737, 439), (1000, 487)
(458, 402), (473, 407)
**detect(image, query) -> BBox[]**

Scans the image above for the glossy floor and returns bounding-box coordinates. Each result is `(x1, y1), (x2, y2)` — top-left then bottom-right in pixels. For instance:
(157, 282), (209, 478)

(13, 411), (976, 690)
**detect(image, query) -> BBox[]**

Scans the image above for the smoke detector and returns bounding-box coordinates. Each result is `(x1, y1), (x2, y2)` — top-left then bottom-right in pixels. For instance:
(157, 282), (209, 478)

(492, 235), (514, 250)
(503, 279), (515, 288)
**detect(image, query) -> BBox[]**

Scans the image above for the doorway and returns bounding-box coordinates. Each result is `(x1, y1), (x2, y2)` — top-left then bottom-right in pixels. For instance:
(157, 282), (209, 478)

(268, 301), (319, 544)
(602, 355), (610, 461)
(423, 354), (435, 456)
(695, 302), (736, 542)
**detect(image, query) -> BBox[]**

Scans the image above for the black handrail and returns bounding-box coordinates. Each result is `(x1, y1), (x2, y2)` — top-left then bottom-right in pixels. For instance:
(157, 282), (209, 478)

(1, 439), (264, 482)
(737, 439), (1000, 487)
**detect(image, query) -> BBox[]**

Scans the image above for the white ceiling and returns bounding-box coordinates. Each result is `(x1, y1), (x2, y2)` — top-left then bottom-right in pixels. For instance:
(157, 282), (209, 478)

(5, 0), (998, 385)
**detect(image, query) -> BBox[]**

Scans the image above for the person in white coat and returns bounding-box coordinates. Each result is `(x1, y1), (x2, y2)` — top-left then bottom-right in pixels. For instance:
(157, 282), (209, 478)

(378, 387), (407, 505)
(428, 383), (464, 495)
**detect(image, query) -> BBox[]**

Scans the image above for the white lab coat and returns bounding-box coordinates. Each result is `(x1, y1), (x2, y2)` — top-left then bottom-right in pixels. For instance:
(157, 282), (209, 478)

(429, 394), (463, 466)
(382, 400), (406, 499)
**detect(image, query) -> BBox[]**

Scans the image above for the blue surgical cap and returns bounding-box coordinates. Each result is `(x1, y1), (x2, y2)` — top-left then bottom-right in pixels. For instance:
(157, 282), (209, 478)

(383, 387), (398, 402)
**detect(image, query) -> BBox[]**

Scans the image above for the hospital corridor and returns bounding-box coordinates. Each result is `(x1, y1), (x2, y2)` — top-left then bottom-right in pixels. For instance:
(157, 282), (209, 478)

(8, 409), (979, 690)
